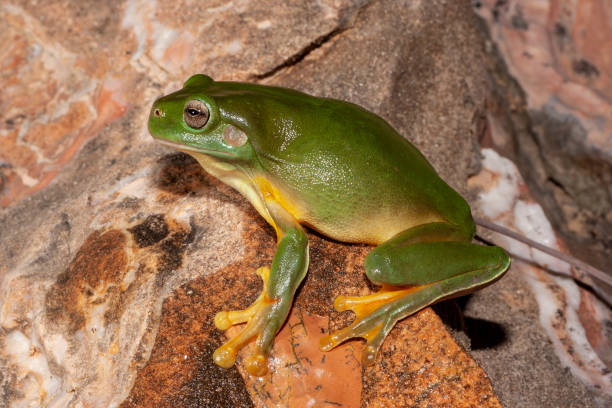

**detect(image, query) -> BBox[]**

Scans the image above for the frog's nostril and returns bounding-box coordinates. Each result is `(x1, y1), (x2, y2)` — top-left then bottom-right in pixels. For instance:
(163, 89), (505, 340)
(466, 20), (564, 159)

(153, 108), (162, 117)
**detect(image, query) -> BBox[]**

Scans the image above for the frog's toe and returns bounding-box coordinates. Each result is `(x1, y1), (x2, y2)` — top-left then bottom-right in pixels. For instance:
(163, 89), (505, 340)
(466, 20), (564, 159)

(321, 286), (419, 365)
(319, 322), (373, 352)
(212, 344), (237, 368)
(320, 306), (398, 366)
(213, 266), (277, 376)
(214, 266), (271, 329)
(213, 341), (271, 375)
(244, 353), (268, 376)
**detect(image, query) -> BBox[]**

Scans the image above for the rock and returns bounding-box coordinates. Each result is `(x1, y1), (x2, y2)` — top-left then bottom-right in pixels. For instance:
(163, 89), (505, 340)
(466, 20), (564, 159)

(1, 0), (609, 407)
(468, 148), (612, 406)
(474, 0), (612, 288)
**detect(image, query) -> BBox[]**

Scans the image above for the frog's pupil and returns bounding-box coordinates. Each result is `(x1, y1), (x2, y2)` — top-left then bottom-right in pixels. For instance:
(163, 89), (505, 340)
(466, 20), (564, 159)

(187, 108), (200, 116)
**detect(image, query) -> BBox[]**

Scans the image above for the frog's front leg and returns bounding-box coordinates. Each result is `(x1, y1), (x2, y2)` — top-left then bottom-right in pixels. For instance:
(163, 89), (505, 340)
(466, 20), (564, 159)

(213, 200), (308, 376)
(320, 222), (510, 366)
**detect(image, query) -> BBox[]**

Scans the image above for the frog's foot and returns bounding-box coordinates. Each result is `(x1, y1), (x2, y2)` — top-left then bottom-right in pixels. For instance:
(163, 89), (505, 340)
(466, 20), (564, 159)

(320, 285), (427, 366)
(213, 266), (279, 376)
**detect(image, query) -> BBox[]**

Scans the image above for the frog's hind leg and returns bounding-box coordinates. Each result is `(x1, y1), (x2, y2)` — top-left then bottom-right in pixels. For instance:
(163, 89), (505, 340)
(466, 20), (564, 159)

(320, 222), (510, 366)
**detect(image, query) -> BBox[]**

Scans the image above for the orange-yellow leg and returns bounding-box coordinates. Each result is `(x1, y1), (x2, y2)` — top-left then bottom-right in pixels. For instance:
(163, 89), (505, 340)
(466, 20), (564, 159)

(213, 266), (277, 376)
(320, 285), (430, 366)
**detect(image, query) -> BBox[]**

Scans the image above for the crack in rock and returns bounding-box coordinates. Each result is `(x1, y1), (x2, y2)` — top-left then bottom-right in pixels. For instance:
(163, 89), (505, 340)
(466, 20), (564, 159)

(250, 0), (375, 80)
(250, 26), (347, 80)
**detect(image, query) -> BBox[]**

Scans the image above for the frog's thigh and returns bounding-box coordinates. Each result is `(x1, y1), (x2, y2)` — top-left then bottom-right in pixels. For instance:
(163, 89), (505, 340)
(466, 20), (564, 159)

(365, 239), (509, 289)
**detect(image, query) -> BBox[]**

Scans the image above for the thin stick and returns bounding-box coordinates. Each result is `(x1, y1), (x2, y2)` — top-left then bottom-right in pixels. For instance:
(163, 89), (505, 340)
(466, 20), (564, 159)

(474, 217), (612, 288)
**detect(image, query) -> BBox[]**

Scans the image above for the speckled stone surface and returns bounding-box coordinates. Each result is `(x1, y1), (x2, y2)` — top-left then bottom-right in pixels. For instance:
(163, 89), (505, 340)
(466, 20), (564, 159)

(474, 0), (612, 287)
(0, 0), (610, 407)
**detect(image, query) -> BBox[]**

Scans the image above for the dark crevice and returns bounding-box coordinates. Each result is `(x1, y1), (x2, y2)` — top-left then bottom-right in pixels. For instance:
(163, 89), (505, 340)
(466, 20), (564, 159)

(547, 175), (570, 195)
(250, 27), (347, 80)
(249, 0), (375, 81)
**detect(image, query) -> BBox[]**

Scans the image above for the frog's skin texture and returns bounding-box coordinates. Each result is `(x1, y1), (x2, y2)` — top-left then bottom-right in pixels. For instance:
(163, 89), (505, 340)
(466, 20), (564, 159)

(148, 74), (511, 376)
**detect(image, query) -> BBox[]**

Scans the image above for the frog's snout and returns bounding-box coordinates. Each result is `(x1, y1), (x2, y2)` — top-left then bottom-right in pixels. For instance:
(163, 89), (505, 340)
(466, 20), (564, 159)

(148, 102), (167, 138)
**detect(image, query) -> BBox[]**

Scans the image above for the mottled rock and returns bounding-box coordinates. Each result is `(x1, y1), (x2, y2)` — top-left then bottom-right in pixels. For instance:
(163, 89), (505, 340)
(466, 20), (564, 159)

(1, 0), (610, 407)
(468, 148), (612, 406)
(474, 0), (612, 289)
(472, 2), (612, 402)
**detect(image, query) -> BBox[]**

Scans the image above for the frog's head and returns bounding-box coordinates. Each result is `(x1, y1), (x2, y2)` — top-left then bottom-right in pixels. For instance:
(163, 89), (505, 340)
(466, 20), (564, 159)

(149, 74), (254, 162)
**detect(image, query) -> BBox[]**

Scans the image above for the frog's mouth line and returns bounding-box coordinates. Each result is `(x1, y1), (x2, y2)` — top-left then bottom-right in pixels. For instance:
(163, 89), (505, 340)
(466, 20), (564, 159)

(154, 138), (237, 158)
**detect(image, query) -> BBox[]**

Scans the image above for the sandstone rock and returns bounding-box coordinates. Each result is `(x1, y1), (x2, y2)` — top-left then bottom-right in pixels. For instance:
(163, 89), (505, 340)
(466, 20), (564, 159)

(474, 0), (612, 291)
(1, 0), (609, 407)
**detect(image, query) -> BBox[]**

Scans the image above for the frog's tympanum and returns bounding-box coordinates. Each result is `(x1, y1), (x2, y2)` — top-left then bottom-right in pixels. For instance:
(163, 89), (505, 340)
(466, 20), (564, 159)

(148, 75), (510, 376)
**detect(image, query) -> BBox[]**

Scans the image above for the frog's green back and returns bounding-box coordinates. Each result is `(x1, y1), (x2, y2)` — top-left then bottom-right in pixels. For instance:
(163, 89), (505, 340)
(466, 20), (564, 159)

(207, 81), (474, 244)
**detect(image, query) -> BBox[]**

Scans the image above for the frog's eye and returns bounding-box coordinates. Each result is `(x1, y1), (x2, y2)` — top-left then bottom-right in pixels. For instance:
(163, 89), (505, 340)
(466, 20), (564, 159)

(184, 99), (209, 129)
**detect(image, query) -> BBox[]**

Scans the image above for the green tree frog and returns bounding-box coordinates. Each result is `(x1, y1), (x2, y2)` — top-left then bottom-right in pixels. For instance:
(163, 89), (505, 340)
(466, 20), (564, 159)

(148, 74), (510, 376)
